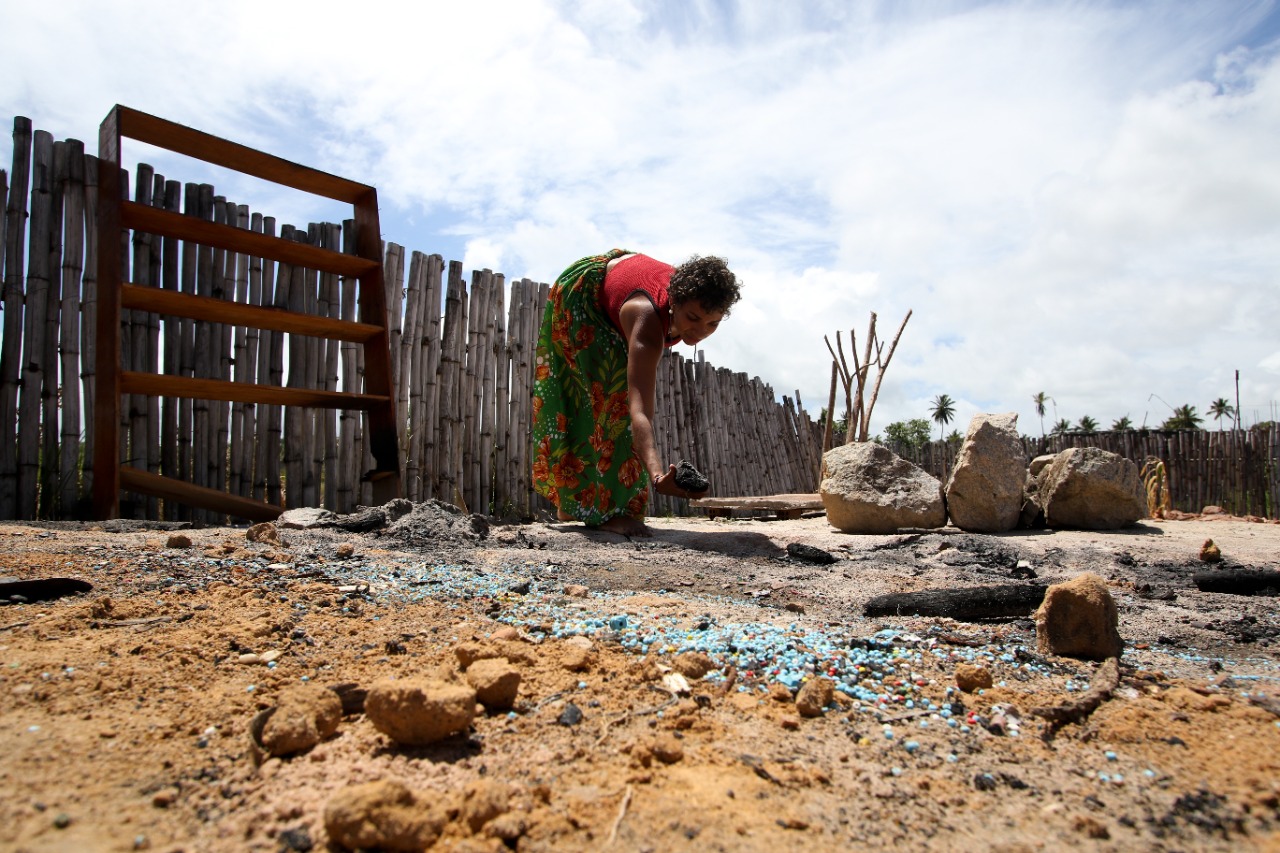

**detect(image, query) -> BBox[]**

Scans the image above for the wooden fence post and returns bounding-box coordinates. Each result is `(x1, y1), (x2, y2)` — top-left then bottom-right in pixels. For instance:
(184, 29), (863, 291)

(17, 130), (53, 519)
(0, 117), (33, 519)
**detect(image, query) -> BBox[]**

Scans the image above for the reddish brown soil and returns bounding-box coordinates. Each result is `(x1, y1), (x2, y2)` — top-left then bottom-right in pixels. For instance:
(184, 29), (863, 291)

(0, 513), (1278, 852)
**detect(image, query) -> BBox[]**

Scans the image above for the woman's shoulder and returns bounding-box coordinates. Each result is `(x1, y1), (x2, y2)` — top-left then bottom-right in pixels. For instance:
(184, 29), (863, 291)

(606, 252), (639, 271)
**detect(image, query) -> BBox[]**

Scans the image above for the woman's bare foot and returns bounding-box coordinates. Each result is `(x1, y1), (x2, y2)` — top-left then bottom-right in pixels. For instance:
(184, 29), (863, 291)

(593, 516), (651, 537)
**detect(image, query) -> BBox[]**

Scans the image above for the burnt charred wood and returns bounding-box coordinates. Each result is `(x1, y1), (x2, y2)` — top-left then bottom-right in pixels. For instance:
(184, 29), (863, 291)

(1193, 568), (1280, 596)
(863, 583), (1047, 620)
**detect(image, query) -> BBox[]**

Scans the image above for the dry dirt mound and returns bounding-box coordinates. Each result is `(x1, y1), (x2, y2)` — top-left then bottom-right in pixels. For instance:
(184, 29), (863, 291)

(0, 515), (1277, 851)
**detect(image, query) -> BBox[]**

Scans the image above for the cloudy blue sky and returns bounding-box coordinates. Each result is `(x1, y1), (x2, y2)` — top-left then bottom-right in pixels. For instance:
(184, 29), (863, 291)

(4, 0), (1279, 435)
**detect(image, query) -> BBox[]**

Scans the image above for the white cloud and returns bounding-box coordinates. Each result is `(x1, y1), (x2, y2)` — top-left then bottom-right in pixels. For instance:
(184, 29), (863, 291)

(4, 0), (1279, 436)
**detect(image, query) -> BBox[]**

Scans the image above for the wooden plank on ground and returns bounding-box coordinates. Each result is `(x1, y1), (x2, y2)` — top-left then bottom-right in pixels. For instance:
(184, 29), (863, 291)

(691, 493), (825, 520)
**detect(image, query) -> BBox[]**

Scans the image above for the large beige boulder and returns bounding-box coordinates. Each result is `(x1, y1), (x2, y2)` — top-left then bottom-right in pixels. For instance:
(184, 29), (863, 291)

(944, 413), (1027, 533)
(820, 442), (945, 534)
(1039, 447), (1146, 530)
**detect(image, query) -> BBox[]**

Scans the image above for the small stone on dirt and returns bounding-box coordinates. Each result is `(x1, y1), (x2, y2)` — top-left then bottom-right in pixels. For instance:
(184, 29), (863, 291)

(460, 779), (512, 833)
(455, 640), (534, 669)
(558, 702), (583, 726)
(365, 679), (476, 745)
(671, 651), (716, 680)
(278, 507), (338, 529)
(768, 682), (794, 703)
(335, 542), (355, 558)
(246, 522), (282, 546)
(465, 658), (521, 711)
(164, 534), (191, 549)
(795, 677), (835, 717)
(560, 645), (593, 673)
(651, 733), (685, 764)
(1199, 539), (1222, 563)
(564, 584), (589, 598)
(323, 779), (447, 851)
(260, 684), (343, 757)
(955, 663), (994, 693)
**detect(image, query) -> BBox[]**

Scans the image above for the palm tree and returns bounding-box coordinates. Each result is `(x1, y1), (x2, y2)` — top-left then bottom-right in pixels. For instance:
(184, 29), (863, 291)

(1076, 415), (1098, 434)
(1161, 404), (1203, 430)
(1111, 415), (1133, 431)
(1208, 398), (1236, 430)
(930, 394), (956, 441)
(1051, 418), (1072, 435)
(1032, 392), (1051, 437)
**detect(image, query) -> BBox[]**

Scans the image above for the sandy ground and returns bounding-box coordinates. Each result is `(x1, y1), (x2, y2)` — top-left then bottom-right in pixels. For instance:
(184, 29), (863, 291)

(0, 507), (1278, 852)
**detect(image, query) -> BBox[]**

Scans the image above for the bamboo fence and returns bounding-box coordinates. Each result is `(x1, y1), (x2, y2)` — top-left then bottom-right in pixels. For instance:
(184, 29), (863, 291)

(0, 118), (825, 522)
(884, 426), (1280, 519)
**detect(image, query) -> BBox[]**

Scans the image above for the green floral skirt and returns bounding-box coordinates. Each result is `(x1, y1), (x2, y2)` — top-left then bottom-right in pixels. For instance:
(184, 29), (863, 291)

(532, 249), (651, 524)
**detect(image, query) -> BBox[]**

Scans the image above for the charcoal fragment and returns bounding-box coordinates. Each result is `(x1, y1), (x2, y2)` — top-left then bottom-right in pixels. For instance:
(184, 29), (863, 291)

(673, 460), (709, 493)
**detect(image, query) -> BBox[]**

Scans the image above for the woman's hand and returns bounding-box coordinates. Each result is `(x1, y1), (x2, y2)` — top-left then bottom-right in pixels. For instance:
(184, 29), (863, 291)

(652, 464), (708, 499)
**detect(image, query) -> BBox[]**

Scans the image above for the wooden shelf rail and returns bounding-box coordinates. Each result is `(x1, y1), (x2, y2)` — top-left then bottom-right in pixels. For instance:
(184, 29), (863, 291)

(94, 105), (402, 521)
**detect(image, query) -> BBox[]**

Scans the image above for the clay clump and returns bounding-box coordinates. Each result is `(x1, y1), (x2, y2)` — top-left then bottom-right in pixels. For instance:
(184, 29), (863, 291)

(259, 684), (343, 757)
(365, 678), (476, 745)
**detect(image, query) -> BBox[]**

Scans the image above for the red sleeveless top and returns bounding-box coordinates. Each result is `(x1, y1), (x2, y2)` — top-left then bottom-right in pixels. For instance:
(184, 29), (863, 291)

(600, 254), (679, 347)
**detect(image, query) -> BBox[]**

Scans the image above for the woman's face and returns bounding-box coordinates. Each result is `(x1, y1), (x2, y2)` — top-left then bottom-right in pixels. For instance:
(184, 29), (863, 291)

(670, 300), (726, 346)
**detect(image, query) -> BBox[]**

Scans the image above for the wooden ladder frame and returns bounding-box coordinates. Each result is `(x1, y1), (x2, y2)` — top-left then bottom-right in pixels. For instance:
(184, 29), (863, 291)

(93, 105), (402, 522)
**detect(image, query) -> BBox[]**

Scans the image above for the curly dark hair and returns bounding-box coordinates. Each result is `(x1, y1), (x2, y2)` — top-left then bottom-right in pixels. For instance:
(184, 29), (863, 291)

(667, 255), (741, 316)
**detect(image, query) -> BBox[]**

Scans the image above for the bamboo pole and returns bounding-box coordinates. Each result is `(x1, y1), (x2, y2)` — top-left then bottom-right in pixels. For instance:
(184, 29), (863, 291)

(284, 228), (307, 508)
(435, 261), (465, 505)
(81, 155), (99, 504)
(252, 215), (277, 503)
(503, 279), (520, 514)
(487, 273), (507, 515)
(229, 204), (251, 499)
(17, 131), (52, 519)
(265, 226), (290, 508)
(127, 165), (154, 514)
(337, 220), (360, 511)
(1, 119), (33, 518)
(384, 242), (405, 467)
(510, 279), (534, 516)
(145, 172), (164, 515)
(481, 272), (501, 514)
(321, 222), (342, 509)
(300, 224), (320, 509)
(528, 281), (552, 515)
(175, 183), (198, 519)
(400, 250), (424, 498)
(191, 184), (216, 519)
(355, 230), (373, 508)
(159, 180), (181, 514)
(419, 254), (444, 501)
(210, 198), (236, 518)
(58, 140), (86, 514)
(40, 141), (65, 518)
(465, 269), (491, 511)
(241, 212), (264, 499)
